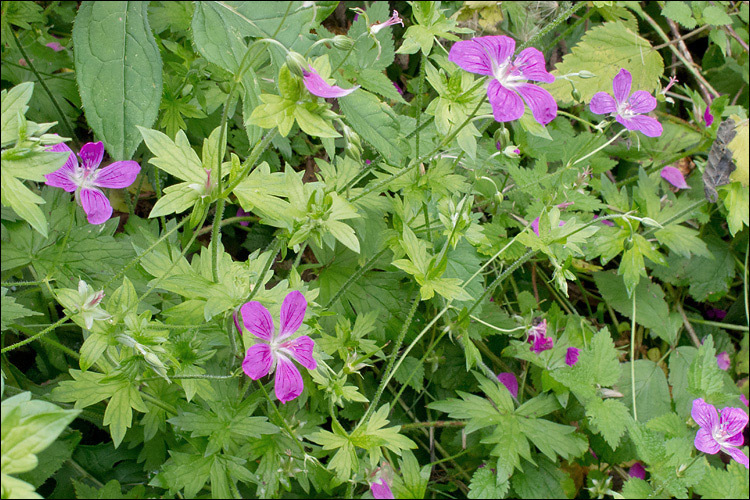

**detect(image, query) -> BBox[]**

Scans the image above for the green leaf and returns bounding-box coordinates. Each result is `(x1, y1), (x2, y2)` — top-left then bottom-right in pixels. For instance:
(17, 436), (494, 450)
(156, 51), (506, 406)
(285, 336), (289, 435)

(585, 398), (632, 448)
(73, 2), (162, 160)
(393, 356), (425, 391)
(138, 128), (204, 184)
(653, 224), (711, 258)
(102, 384), (148, 448)
(0, 174), (48, 237)
(1, 392), (80, 476)
(394, 450), (431, 499)
(695, 460), (749, 499)
(511, 456), (569, 499)
(621, 478), (654, 499)
(668, 346), (698, 418)
(687, 336), (725, 399)
(702, 5), (733, 25)
(662, 1), (697, 29)
(1, 287), (42, 331)
(149, 182), (201, 218)
(617, 360), (671, 422)
(0, 82), (33, 147)
(338, 89), (406, 165)
(720, 182), (749, 236)
(588, 328), (622, 387)
(594, 271), (679, 344)
(356, 68), (407, 104)
(325, 219), (361, 253)
(546, 22), (663, 107)
(519, 418), (588, 462)
(293, 106), (341, 138)
(468, 467), (509, 499)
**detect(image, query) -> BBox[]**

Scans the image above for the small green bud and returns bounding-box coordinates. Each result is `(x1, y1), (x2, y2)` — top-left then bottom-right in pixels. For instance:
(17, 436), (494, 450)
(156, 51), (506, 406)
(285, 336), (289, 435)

(285, 51), (309, 78)
(578, 70), (596, 78)
(332, 35), (355, 51)
(571, 87), (582, 101)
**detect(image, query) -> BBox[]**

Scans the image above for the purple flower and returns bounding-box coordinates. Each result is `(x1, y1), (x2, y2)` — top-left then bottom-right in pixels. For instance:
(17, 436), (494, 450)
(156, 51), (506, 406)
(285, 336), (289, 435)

(370, 477), (394, 499)
(531, 218), (566, 236)
(241, 291), (317, 404)
(44, 141), (140, 225)
(691, 398), (749, 468)
(497, 372), (518, 398)
(590, 69), (663, 137)
(660, 166), (690, 190)
(716, 351), (731, 371)
(741, 394), (749, 407)
(393, 81), (404, 95)
(593, 214), (615, 227)
(565, 347), (580, 366)
(629, 462), (646, 480)
(449, 36), (557, 125)
(302, 66), (358, 98)
(46, 42), (64, 52)
(528, 319), (553, 353)
(370, 10), (404, 35)
(705, 308), (727, 321)
(236, 207), (251, 227)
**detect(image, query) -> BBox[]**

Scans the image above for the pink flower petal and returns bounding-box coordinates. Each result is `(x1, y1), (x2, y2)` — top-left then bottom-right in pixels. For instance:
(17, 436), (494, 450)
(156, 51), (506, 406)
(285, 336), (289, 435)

(691, 398), (719, 430)
(449, 36), (514, 76)
(278, 290), (307, 340)
(240, 301), (275, 341)
(94, 160), (140, 189)
(531, 217), (540, 236)
(612, 69), (632, 105)
(487, 80), (524, 122)
(79, 141), (104, 170)
(497, 372), (518, 398)
(242, 343), (273, 380)
(628, 90), (657, 114)
(720, 406), (749, 436)
(80, 188), (112, 225)
(716, 351), (731, 371)
(593, 214), (616, 227)
(370, 478), (395, 499)
(725, 431), (744, 447)
(629, 462), (646, 479)
(279, 335), (317, 370)
(741, 394), (749, 407)
(236, 207), (251, 227)
(514, 48), (555, 84)
(694, 427), (721, 454)
(302, 66), (358, 98)
(704, 106), (714, 127)
(616, 114), (663, 137)
(724, 446), (749, 469)
(46, 42), (64, 52)
(274, 355), (304, 403)
(589, 92), (617, 115)
(660, 166), (689, 189)
(565, 347), (580, 366)
(44, 142), (78, 192)
(515, 83), (557, 125)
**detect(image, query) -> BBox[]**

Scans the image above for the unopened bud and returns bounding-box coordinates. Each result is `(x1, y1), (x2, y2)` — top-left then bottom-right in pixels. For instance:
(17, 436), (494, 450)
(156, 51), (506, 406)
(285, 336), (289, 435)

(578, 70), (595, 78)
(571, 88), (582, 101)
(285, 51), (308, 78)
(332, 35), (355, 51)
(503, 145), (521, 158)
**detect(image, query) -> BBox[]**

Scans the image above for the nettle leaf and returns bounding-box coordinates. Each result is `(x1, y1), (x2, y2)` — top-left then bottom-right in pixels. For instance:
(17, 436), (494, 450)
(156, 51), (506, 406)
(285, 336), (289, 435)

(687, 336), (726, 400)
(1, 287), (42, 331)
(511, 456), (570, 500)
(73, 2), (162, 160)
(695, 460), (750, 499)
(585, 398), (632, 449)
(468, 467), (510, 499)
(546, 22), (663, 107)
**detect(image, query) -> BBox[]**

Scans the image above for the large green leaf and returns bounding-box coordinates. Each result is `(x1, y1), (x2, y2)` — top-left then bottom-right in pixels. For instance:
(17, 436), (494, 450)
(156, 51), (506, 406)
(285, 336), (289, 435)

(616, 360), (671, 422)
(73, 1), (162, 160)
(546, 22), (663, 107)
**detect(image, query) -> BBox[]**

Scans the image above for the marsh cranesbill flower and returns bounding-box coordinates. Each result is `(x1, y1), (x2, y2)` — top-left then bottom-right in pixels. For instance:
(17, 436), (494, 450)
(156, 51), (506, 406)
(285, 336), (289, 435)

(629, 462), (646, 479)
(565, 347), (580, 366)
(528, 319), (553, 353)
(497, 372), (518, 398)
(590, 69), (662, 137)
(660, 166), (690, 190)
(241, 291), (317, 404)
(44, 142), (140, 225)
(449, 35), (557, 125)
(302, 66), (359, 98)
(716, 351), (731, 371)
(236, 207), (251, 227)
(691, 398), (749, 468)
(370, 477), (394, 499)
(369, 10), (403, 35)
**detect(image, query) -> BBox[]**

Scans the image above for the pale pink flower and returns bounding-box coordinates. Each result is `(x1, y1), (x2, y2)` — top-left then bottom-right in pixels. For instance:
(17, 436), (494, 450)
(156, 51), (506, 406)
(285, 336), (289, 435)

(370, 10), (403, 35)
(241, 291), (316, 404)
(44, 141), (140, 225)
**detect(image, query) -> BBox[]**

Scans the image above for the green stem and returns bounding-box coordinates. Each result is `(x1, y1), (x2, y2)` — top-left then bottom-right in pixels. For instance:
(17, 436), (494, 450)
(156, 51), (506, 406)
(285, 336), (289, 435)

(323, 247), (389, 309)
(354, 290), (421, 433)
(257, 380), (307, 454)
(688, 318), (748, 332)
(1, 315), (71, 354)
(9, 323), (80, 359)
(631, 291), (638, 421)
(221, 130), (278, 197)
(570, 128), (625, 167)
(557, 109), (597, 129)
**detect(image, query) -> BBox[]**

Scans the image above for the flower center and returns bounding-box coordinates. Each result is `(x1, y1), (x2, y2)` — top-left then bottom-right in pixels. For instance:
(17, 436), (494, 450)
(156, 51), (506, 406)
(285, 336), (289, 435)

(617, 100), (635, 118)
(712, 426), (730, 445)
(69, 163), (99, 190)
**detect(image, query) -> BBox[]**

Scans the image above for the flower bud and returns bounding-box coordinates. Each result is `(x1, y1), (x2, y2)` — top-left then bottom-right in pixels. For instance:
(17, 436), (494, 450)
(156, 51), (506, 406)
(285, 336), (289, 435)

(285, 51), (309, 78)
(571, 87), (582, 101)
(503, 145), (521, 158)
(332, 35), (355, 51)
(578, 70), (596, 78)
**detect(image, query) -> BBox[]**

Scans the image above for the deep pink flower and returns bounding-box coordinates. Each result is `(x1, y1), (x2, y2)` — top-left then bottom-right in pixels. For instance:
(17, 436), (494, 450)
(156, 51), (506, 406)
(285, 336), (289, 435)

(716, 351), (731, 371)
(46, 42), (64, 52)
(497, 372), (518, 398)
(370, 10), (403, 35)
(236, 207), (251, 227)
(241, 291), (316, 404)
(370, 477), (394, 499)
(660, 166), (690, 189)
(565, 347), (580, 366)
(593, 214), (615, 227)
(691, 398), (748, 468)
(528, 319), (553, 353)
(302, 66), (358, 98)
(741, 394), (749, 407)
(590, 69), (662, 137)
(629, 462), (646, 479)
(704, 106), (714, 127)
(449, 36), (557, 125)
(393, 81), (403, 95)
(706, 308), (727, 321)
(44, 141), (140, 225)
